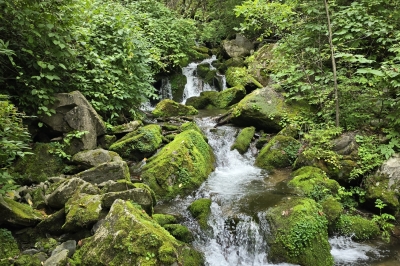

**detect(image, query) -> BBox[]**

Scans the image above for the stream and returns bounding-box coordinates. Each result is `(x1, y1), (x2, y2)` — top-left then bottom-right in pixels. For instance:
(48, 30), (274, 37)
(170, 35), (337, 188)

(154, 58), (400, 265)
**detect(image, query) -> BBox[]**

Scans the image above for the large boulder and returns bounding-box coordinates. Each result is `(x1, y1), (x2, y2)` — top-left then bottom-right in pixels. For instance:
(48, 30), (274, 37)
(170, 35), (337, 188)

(70, 199), (204, 265)
(141, 130), (215, 200)
(73, 160), (130, 185)
(266, 197), (334, 266)
(247, 43), (276, 86)
(255, 135), (300, 171)
(170, 73), (187, 103)
(39, 91), (106, 152)
(45, 178), (100, 209)
(71, 149), (123, 171)
(186, 86), (246, 110)
(225, 67), (262, 93)
(0, 195), (44, 227)
(222, 34), (254, 59)
(109, 124), (163, 160)
(227, 87), (307, 132)
(152, 99), (198, 118)
(334, 214), (380, 240)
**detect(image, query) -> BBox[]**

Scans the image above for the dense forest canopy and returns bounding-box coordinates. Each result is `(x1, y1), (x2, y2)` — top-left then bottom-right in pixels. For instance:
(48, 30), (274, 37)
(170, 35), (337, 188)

(1, 0), (400, 207)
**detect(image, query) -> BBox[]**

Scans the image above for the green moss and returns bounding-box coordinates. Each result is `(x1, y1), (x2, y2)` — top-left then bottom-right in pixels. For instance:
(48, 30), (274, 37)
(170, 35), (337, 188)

(170, 74), (187, 102)
(163, 224), (193, 243)
(180, 247), (205, 266)
(133, 183), (157, 207)
(13, 254), (42, 266)
(71, 199), (198, 265)
(288, 166), (340, 201)
(34, 237), (58, 254)
(0, 229), (19, 261)
(109, 124), (162, 160)
(141, 130), (215, 201)
(162, 124), (179, 131)
(216, 86), (246, 109)
(188, 198), (212, 230)
(152, 99), (198, 118)
(255, 135), (300, 171)
(153, 214), (177, 226)
(185, 95), (212, 110)
(225, 67), (263, 88)
(1, 196), (44, 226)
(231, 126), (255, 154)
(11, 143), (65, 184)
(365, 174), (399, 214)
(335, 214), (380, 240)
(266, 198), (333, 266)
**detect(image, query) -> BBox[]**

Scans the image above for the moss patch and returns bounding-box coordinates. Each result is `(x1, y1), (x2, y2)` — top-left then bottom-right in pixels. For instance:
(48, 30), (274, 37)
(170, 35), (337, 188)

(255, 135), (300, 171)
(163, 224), (194, 243)
(0, 229), (19, 261)
(152, 99), (198, 118)
(266, 197), (333, 266)
(141, 130), (215, 201)
(153, 214), (177, 226)
(231, 126), (255, 154)
(188, 198), (212, 230)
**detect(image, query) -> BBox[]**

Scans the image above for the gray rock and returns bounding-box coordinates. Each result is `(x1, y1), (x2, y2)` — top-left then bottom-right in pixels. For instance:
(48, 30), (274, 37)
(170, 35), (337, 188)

(51, 240), (76, 257)
(222, 34), (254, 58)
(102, 188), (153, 215)
(71, 149), (123, 169)
(98, 180), (135, 193)
(332, 132), (358, 155)
(21, 249), (40, 255)
(111, 120), (142, 134)
(74, 161), (130, 185)
(45, 178), (100, 209)
(44, 249), (69, 266)
(0, 195), (44, 227)
(377, 154), (400, 188)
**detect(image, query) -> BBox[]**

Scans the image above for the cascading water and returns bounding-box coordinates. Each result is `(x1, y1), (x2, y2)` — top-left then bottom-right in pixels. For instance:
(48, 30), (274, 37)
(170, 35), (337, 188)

(181, 56), (226, 103)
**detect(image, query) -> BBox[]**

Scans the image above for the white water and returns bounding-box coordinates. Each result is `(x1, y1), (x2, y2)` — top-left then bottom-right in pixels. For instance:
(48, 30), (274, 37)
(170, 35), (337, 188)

(181, 56), (226, 103)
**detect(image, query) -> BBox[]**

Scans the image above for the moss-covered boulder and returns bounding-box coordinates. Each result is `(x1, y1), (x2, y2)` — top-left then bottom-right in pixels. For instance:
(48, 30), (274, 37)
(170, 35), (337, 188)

(36, 208), (66, 235)
(188, 198), (212, 230)
(71, 199), (204, 265)
(364, 173), (399, 215)
(288, 166), (340, 199)
(335, 214), (380, 240)
(225, 67), (262, 93)
(152, 99), (198, 118)
(170, 73), (188, 103)
(62, 193), (104, 231)
(320, 196), (343, 231)
(141, 130), (215, 200)
(266, 197), (334, 266)
(0, 195), (44, 227)
(229, 87), (307, 132)
(13, 254), (43, 266)
(231, 126), (255, 154)
(110, 120), (142, 134)
(218, 57), (245, 73)
(255, 135), (300, 171)
(11, 143), (65, 184)
(0, 228), (19, 265)
(102, 188), (154, 215)
(197, 63), (217, 84)
(186, 92), (216, 110)
(246, 43), (276, 86)
(216, 86), (246, 108)
(74, 160), (130, 185)
(109, 124), (163, 160)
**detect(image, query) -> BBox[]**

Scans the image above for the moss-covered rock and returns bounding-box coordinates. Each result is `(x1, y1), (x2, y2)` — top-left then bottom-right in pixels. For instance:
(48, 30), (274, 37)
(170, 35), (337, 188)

(288, 166), (340, 200)
(215, 86), (246, 108)
(320, 196), (343, 230)
(246, 43), (276, 86)
(74, 160), (130, 185)
(186, 94), (214, 110)
(110, 120), (142, 134)
(0, 228), (19, 263)
(266, 197), (334, 266)
(188, 198), (212, 230)
(71, 149), (123, 170)
(225, 67), (262, 93)
(229, 87), (308, 132)
(11, 143), (65, 184)
(163, 224), (194, 243)
(231, 126), (255, 154)
(218, 57), (245, 73)
(0, 195), (44, 227)
(109, 124), (163, 160)
(70, 199), (203, 265)
(97, 135), (117, 149)
(34, 237), (58, 255)
(170, 73), (188, 103)
(152, 99), (198, 118)
(197, 63), (217, 85)
(255, 135), (300, 171)
(153, 214), (177, 226)
(335, 214), (380, 240)
(141, 130), (215, 200)
(62, 193), (104, 231)
(36, 208), (66, 235)
(13, 254), (43, 266)
(102, 188), (154, 216)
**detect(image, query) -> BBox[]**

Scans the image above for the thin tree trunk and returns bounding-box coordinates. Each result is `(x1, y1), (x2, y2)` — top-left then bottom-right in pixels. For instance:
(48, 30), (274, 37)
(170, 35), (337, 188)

(324, 0), (339, 127)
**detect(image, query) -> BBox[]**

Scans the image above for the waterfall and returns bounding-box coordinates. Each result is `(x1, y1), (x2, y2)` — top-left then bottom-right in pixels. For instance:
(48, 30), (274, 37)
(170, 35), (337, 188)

(181, 56), (226, 104)
(159, 78), (173, 100)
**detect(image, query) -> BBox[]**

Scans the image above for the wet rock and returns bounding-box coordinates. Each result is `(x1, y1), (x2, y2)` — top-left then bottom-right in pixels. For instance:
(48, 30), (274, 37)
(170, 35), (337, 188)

(188, 198), (212, 230)
(231, 126), (255, 154)
(45, 178), (100, 209)
(0, 195), (44, 227)
(163, 224), (194, 243)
